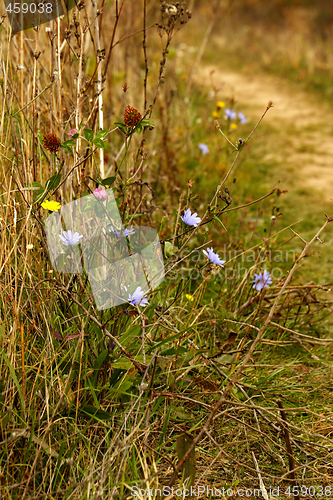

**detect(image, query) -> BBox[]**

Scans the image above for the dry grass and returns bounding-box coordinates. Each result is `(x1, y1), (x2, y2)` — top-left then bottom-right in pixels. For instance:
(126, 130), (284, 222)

(1, 1), (333, 498)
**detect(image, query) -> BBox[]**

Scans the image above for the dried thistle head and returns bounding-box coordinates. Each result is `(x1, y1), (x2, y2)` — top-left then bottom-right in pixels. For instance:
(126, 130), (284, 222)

(43, 132), (61, 153)
(124, 105), (142, 128)
(159, 1), (191, 35)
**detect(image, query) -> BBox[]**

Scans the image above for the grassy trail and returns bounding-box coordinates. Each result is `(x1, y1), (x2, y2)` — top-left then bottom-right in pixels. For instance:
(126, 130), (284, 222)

(187, 48), (333, 289)
(196, 59), (333, 198)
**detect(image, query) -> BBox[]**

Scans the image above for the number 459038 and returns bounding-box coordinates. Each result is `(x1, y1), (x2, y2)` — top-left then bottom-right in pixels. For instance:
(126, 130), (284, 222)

(6, 3), (53, 14)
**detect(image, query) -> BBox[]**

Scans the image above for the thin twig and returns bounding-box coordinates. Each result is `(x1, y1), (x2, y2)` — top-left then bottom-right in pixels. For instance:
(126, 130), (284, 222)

(277, 400), (300, 499)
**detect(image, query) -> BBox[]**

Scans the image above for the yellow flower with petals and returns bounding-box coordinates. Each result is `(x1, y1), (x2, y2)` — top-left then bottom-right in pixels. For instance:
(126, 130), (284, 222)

(41, 200), (61, 211)
(216, 101), (225, 109)
(212, 111), (220, 119)
(185, 294), (194, 302)
(230, 123), (238, 130)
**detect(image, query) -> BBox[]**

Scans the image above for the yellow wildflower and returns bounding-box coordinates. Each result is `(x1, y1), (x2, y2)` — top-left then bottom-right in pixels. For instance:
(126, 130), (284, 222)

(216, 101), (225, 109)
(230, 123), (238, 130)
(212, 111), (220, 119)
(41, 200), (61, 211)
(185, 294), (194, 302)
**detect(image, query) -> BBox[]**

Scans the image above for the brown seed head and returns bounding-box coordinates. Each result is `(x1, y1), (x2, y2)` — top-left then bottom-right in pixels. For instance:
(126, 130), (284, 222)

(43, 132), (61, 153)
(124, 105), (142, 128)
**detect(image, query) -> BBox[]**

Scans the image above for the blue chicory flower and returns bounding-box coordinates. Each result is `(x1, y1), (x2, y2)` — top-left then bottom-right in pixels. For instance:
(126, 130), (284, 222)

(123, 228), (135, 237)
(58, 230), (83, 246)
(199, 143), (209, 155)
(202, 247), (226, 267)
(109, 226), (135, 238)
(238, 112), (247, 124)
(124, 285), (149, 306)
(252, 270), (272, 291)
(225, 109), (237, 120)
(180, 208), (202, 227)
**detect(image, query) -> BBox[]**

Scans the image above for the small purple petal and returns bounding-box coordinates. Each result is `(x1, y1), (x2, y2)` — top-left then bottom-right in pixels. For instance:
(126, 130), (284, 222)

(225, 109), (237, 120)
(198, 143), (209, 155)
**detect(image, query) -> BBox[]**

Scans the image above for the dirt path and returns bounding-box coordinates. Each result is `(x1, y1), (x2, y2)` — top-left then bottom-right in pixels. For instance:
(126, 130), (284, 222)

(197, 64), (333, 199)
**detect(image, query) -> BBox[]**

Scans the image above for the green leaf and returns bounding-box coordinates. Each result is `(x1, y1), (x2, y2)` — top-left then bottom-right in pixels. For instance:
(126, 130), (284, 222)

(164, 241), (177, 258)
(60, 144), (73, 154)
(1, 349), (25, 417)
(25, 181), (43, 190)
(80, 200), (96, 213)
(71, 133), (79, 139)
(135, 124), (143, 134)
(95, 129), (109, 139)
(61, 139), (76, 147)
(94, 203), (104, 218)
(161, 346), (188, 356)
(84, 128), (94, 142)
(115, 380), (134, 398)
(88, 176), (99, 184)
(100, 176), (116, 187)
(25, 181), (44, 200)
(45, 173), (62, 192)
(147, 331), (183, 354)
(78, 404), (112, 421)
(91, 349), (109, 389)
(159, 405), (172, 446)
(93, 138), (105, 149)
(51, 442), (66, 490)
(174, 408), (194, 421)
(109, 369), (126, 387)
(213, 214), (227, 232)
(111, 357), (133, 370)
(141, 119), (154, 128)
(124, 213), (143, 222)
(176, 433), (196, 487)
(114, 122), (128, 134)
(94, 349), (109, 372)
